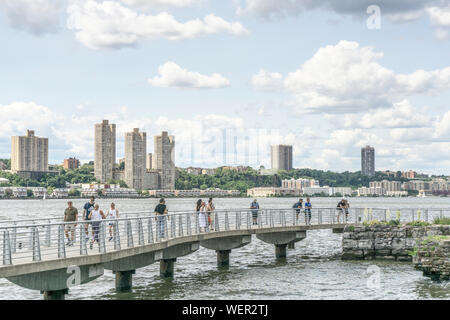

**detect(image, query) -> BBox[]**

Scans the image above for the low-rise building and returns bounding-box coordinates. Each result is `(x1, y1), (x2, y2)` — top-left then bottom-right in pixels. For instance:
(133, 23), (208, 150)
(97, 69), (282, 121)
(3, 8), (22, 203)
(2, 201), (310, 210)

(0, 188), (6, 197)
(29, 187), (47, 197)
(331, 187), (353, 196)
(302, 186), (332, 196)
(357, 187), (385, 196)
(12, 187), (27, 198)
(247, 187), (302, 197)
(52, 188), (69, 198)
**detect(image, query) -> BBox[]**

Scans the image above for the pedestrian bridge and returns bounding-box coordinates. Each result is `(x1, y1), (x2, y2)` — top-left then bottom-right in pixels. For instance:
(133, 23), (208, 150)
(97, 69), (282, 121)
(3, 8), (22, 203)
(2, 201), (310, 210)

(0, 207), (447, 299)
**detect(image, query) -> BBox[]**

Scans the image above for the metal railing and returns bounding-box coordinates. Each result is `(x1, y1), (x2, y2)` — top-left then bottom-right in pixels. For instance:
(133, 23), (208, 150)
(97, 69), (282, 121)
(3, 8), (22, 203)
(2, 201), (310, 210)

(0, 207), (449, 266)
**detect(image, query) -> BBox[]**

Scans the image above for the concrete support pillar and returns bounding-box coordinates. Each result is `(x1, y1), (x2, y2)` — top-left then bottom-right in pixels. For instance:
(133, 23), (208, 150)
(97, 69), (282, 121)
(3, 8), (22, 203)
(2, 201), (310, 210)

(288, 242), (295, 249)
(115, 270), (135, 292)
(160, 258), (176, 278)
(42, 289), (68, 300)
(217, 250), (231, 268)
(275, 244), (287, 259)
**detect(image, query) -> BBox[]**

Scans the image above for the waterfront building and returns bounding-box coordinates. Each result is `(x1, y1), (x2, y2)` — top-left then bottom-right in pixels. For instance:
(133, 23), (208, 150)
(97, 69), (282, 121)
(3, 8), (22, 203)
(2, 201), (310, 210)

(29, 187), (47, 197)
(63, 157), (80, 170)
(402, 170), (417, 179)
(361, 145), (375, 177)
(357, 186), (385, 196)
(247, 187), (301, 197)
(94, 120), (116, 183)
(370, 180), (402, 192)
(302, 186), (332, 196)
(52, 188), (69, 198)
(153, 131), (175, 190)
(331, 187), (353, 196)
(271, 145), (293, 171)
(281, 178), (318, 191)
(124, 128), (146, 190)
(11, 130), (48, 174)
(11, 187), (27, 198)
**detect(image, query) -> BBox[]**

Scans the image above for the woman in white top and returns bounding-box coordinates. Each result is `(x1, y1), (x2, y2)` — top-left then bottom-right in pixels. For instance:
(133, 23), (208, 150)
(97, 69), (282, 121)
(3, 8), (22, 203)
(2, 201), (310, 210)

(106, 202), (119, 241)
(196, 199), (208, 233)
(88, 204), (106, 249)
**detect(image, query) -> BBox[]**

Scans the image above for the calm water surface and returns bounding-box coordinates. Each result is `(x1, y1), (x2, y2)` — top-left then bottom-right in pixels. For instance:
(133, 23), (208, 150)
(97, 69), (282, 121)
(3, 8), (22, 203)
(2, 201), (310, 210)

(0, 197), (449, 300)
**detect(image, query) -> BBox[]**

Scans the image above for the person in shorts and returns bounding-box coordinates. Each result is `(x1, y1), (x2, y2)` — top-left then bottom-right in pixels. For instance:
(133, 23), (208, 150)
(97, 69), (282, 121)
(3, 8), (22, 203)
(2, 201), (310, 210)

(64, 201), (78, 246)
(106, 202), (119, 241)
(250, 199), (260, 225)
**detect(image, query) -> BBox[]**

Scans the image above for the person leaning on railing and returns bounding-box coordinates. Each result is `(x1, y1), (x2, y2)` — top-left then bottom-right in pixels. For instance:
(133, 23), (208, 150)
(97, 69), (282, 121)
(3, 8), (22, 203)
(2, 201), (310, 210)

(64, 201), (78, 247)
(154, 198), (168, 238)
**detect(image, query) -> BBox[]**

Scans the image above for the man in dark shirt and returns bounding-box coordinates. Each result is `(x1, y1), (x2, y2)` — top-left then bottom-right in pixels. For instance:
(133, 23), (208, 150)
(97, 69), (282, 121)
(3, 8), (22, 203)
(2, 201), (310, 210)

(154, 198), (168, 238)
(293, 198), (303, 221)
(336, 198), (346, 223)
(83, 196), (95, 240)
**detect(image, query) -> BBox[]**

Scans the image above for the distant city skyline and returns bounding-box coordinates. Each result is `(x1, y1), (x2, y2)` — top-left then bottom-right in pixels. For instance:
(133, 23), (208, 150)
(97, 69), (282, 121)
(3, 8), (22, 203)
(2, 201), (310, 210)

(1, 1), (449, 174)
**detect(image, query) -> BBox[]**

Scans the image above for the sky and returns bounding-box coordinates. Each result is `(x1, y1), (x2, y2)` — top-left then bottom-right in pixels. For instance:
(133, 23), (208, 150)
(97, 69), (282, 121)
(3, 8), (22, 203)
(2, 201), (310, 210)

(0, 0), (449, 174)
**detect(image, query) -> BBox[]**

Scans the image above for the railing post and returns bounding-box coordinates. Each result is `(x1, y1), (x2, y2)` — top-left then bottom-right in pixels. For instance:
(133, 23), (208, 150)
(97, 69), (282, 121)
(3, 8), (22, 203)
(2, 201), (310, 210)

(235, 211), (240, 230)
(138, 219), (144, 245)
(282, 210), (286, 227)
(11, 224), (16, 254)
(292, 209), (296, 226)
(196, 213), (200, 234)
(247, 211), (251, 229)
(58, 224), (66, 259)
(114, 221), (121, 250)
(225, 212), (230, 231)
(155, 216), (161, 242)
(215, 212), (220, 232)
(270, 210), (274, 227)
(147, 218), (154, 244)
(28, 221), (35, 249)
(178, 215), (184, 237)
(126, 220), (134, 248)
(3, 230), (12, 265)
(32, 227), (41, 261)
(45, 219), (51, 247)
(171, 216), (176, 238)
(80, 224), (87, 255)
(99, 221), (106, 253)
(186, 214), (191, 236)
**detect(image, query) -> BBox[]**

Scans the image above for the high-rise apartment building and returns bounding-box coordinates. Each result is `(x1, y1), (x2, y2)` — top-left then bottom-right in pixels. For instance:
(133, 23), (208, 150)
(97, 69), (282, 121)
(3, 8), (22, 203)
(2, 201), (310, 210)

(124, 129), (146, 190)
(271, 145), (293, 171)
(94, 120), (116, 183)
(361, 145), (375, 177)
(11, 130), (48, 173)
(153, 131), (175, 190)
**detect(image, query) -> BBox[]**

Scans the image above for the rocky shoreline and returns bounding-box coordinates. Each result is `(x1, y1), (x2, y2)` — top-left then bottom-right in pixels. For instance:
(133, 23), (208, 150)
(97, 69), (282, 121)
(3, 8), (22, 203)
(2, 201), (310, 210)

(413, 236), (450, 281)
(341, 224), (450, 262)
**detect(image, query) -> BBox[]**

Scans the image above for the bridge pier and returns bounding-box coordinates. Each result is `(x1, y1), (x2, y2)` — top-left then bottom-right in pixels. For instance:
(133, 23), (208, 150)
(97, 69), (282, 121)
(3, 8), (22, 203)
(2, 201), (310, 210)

(217, 250), (231, 268)
(275, 244), (287, 259)
(42, 289), (68, 300)
(114, 270), (135, 292)
(160, 259), (176, 278)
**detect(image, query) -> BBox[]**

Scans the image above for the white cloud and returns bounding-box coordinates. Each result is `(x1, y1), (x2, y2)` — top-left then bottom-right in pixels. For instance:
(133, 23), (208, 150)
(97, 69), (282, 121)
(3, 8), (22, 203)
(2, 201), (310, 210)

(66, 0), (248, 49)
(235, 0), (436, 21)
(252, 41), (450, 114)
(251, 69), (284, 91)
(120, 0), (202, 9)
(342, 100), (432, 129)
(0, 0), (63, 35)
(427, 5), (450, 39)
(148, 61), (230, 89)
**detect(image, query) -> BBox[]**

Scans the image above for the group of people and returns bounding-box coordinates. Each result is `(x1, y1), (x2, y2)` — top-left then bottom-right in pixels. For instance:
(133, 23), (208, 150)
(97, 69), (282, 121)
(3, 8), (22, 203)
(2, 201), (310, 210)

(63, 196), (119, 249)
(63, 196), (352, 249)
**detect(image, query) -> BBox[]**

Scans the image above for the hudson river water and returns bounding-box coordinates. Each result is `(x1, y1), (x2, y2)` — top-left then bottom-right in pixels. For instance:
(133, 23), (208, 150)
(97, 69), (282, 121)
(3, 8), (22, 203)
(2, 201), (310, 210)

(0, 197), (449, 300)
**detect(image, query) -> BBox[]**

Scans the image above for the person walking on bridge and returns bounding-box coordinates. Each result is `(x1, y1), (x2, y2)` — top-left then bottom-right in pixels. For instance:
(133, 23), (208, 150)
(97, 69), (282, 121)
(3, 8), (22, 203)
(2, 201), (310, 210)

(88, 204), (106, 249)
(154, 198), (168, 239)
(197, 199), (208, 233)
(106, 202), (119, 241)
(304, 198), (312, 225)
(336, 198), (345, 223)
(250, 199), (260, 225)
(83, 196), (95, 242)
(293, 198), (303, 221)
(64, 201), (78, 247)
(206, 198), (215, 230)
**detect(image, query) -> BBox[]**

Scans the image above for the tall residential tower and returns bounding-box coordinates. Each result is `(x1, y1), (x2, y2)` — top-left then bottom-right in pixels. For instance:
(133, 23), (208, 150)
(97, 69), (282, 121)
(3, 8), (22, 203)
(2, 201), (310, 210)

(271, 145), (293, 171)
(124, 128), (146, 190)
(94, 120), (116, 183)
(153, 131), (175, 190)
(11, 130), (48, 173)
(361, 145), (375, 177)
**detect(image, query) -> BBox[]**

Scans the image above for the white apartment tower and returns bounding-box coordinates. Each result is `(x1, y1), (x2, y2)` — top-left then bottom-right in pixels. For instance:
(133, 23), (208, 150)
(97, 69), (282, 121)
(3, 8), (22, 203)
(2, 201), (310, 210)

(94, 120), (116, 183)
(124, 129), (147, 190)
